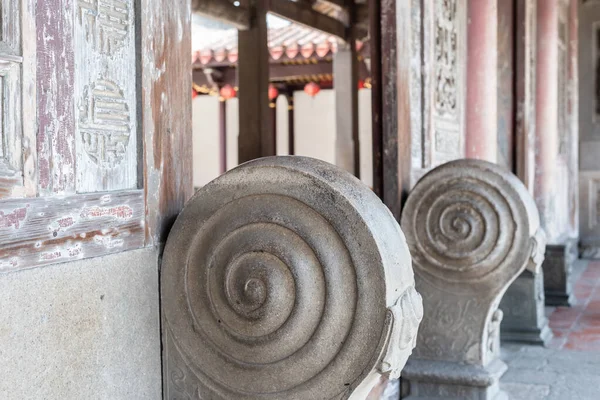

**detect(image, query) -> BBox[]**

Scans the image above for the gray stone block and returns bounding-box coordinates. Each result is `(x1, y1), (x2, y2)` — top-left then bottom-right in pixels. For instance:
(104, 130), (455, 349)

(161, 156), (423, 399)
(500, 269), (553, 346)
(0, 248), (161, 400)
(543, 240), (577, 306)
(400, 159), (542, 400)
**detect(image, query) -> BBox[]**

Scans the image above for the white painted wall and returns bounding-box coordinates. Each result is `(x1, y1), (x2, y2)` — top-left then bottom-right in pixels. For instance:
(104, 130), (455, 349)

(191, 89), (373, 188)
(276, 95), (290, 156)
(192, 96), (220, 187)
(293, 90), (337, 165)
(359, 89), (373, 188)
(226, 98), (239, 171)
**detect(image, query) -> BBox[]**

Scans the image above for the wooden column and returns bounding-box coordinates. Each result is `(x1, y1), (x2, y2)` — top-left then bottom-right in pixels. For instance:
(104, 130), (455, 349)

(515, 0), (537, 193)
(287, 92), (295, 155)
(535, 0), (559, 226)
(370, 0), (412, 220)
(465, 0), (498, 162)
(270, 99), (277, 155)
(219, 99), (227, 174)
(334, 41), (360, 177)
(237, 0), (273, 163)
(370, 0), (383, 200)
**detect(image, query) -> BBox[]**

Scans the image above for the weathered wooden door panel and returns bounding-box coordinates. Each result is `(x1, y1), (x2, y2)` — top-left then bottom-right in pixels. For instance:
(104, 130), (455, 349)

(0, 0), (36, 198)
(1, 0), (192, 272)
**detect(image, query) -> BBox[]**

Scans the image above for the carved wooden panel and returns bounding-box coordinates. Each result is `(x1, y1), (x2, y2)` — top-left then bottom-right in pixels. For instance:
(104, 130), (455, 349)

(0, 0), (191, 272)
(421, 0), (466, 172)
(0, 0), (36, 198)
(74, 0), (138, 192)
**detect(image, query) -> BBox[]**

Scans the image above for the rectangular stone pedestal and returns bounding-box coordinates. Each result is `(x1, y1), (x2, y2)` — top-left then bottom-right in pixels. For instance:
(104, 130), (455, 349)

(499, 269), (553, 346)
(401, 358), (508, 399)
(543, 241), (577, 306)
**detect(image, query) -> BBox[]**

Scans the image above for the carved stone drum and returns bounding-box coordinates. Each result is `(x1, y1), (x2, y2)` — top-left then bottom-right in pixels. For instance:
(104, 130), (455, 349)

(400, 159), (544, 400)
(161, 156), (422, 399)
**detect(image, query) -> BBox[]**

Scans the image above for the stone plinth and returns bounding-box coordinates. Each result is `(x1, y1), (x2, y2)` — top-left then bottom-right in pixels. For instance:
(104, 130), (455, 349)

(499, 227), (551, 346)
(543, 240), (577, 306)
(161, 156), (423, 399)
(400, 159), (543, 400)
(500, 270), (552, 346)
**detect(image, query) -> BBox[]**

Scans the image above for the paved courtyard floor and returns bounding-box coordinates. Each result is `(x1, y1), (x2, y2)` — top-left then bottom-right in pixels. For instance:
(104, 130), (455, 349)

(500, 260), (600, 399)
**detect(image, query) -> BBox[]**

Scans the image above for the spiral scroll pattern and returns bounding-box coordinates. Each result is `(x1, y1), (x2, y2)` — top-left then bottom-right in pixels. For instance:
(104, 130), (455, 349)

(401, 159), (533, 289)
(162, 157), (416, 400)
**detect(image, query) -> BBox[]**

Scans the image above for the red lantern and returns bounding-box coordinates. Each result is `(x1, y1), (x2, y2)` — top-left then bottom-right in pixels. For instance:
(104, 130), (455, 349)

(220, 84), (236, 100)
(268, 85), (279, 101)
(304, 82), (321, 97)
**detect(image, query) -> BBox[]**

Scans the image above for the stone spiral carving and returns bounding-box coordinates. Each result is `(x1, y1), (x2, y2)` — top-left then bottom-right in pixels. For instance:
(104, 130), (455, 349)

(403, 159), (538, 293)
(400, 159), (541, 400)
(162, 156), (421, 400)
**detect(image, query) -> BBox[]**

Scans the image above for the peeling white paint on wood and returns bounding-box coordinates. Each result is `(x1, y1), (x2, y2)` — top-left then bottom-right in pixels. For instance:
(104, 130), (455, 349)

(0, 190), (144, 274)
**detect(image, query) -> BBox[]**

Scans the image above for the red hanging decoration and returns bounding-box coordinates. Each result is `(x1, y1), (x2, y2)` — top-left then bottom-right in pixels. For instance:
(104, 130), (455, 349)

(304, 82), (321, 97)
(268, 84), (279, 101)
(358, 80), (365, 90)
(220, 84), (237, 100)
(192, 89), (198, 99)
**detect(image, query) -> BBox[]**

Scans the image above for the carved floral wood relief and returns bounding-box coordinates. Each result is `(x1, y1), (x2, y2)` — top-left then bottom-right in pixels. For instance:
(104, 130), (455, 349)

(428, 0), (464, 167)
(434, 0), (457, 117)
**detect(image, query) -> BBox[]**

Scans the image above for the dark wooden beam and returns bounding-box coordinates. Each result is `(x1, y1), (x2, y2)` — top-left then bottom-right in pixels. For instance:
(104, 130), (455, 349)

(334, 40), (360, 177)
(287, 92), (295, 155)
(266, 0), (347, 39)
(370, 0), (383, 199)
(237, 0), (274, 163)
(371, 0), (412, 220)
(219, 99), (227, 174)
(192, 0), (251, 30)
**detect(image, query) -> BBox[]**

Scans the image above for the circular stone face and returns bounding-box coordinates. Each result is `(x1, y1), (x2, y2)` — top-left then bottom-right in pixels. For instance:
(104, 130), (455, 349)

(401, 159), (533, 292)
(161, 157), (413, 400)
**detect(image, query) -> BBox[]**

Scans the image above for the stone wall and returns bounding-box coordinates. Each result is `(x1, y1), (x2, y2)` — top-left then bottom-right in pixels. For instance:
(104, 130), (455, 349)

(0, 249), (161, 400)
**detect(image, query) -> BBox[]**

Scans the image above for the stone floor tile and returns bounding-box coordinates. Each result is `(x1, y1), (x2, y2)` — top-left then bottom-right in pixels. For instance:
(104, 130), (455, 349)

(501, 382), (550, 400)
(548, 306), (583, 329)
(564, 331), (600, 350)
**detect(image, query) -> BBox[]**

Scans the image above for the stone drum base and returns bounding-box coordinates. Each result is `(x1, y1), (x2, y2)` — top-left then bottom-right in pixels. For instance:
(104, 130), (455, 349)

(500, 270), (553, 346)
(401, 359), (508, 400)
(500, 325), (553, 346)
(543, 241), (577, 307)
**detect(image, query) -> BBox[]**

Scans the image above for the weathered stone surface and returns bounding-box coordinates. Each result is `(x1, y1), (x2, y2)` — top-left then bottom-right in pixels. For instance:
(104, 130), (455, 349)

(161, 156), (422, 399)
(499, 227), (551, 346)
(543, 240), (577, 306)
(0, 248), (161, 400)
(400, 159), (543, 399)
(500, 269), (552, 346)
